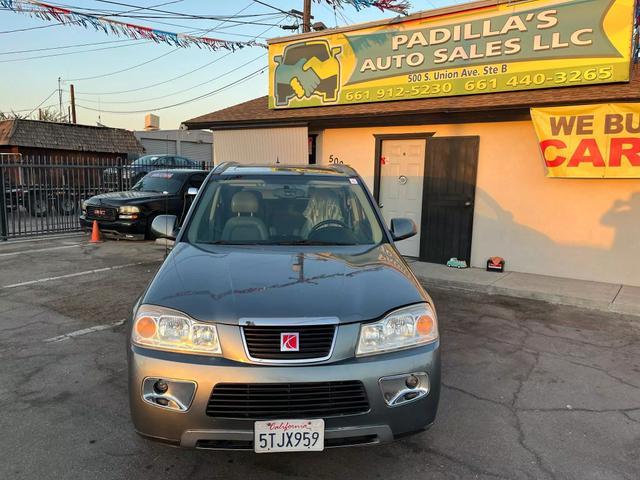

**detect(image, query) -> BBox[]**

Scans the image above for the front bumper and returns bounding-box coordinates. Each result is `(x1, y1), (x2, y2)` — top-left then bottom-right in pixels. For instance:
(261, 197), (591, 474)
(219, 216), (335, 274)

(80, 215), (146, 240)
(128, 335), (441, 450)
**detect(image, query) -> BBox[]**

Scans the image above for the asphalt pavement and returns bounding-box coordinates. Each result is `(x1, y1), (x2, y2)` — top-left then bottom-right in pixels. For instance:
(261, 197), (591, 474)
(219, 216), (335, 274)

(1, 235), (639, 480)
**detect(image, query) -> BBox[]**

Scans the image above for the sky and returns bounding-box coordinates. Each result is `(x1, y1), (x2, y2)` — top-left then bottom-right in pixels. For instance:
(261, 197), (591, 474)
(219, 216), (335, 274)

(0, 0), (469, 131)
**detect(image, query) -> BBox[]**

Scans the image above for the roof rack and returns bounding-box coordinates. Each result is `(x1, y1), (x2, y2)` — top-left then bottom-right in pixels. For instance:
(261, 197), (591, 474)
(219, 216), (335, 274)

(212, 161), (239, 174)
(327, 164), (357, 176)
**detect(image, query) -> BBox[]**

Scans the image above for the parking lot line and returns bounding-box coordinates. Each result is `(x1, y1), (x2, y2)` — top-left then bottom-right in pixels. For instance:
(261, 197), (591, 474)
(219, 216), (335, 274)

(0, 244), (81, 257)
(0, 233), (84, 245)
(1, 262), (154, 289)
(43, 319), (126, 343)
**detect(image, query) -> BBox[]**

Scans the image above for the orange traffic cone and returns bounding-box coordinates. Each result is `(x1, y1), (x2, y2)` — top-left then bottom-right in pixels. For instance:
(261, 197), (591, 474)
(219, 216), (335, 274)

(90, 219), (102, 243)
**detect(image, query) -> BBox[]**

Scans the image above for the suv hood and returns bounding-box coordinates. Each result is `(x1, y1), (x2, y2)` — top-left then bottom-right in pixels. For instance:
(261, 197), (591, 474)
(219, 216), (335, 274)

(86, 191), (165, 207)
(142, 243), (429, 324)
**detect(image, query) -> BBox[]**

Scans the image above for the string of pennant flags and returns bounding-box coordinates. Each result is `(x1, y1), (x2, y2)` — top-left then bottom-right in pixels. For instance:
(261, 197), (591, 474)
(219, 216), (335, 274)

(0, 0), (267, 51)
(324, 0), (411, 15)
(635, 0), (640, 62)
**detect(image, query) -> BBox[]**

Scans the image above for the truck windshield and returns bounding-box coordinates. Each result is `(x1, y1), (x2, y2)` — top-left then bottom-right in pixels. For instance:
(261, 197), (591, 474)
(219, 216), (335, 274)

(185, 175), (384, 246)
(131, 172), (183, 194)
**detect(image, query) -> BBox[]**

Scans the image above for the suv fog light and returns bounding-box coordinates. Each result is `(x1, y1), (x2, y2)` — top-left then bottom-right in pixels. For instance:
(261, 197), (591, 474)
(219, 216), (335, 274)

(154, 379), (169, 394)
(405, 374), (420, 389)
(142, 377), (196, 412)
(379, 372), (429, 407)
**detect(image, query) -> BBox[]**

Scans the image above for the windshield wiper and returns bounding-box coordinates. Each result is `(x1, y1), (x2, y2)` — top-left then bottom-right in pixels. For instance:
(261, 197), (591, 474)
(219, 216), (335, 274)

(275, 240), (357, 246)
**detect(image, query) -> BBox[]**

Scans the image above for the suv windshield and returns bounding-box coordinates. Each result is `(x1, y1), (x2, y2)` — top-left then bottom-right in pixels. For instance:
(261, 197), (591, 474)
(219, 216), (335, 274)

(185, 175), (384, 246)
(132, 155), (162, 166)
(131, 172), (183, 194)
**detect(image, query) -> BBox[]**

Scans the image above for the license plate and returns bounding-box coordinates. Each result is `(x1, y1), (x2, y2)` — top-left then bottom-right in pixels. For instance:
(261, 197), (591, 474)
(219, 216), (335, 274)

(254, 419), (324, 453)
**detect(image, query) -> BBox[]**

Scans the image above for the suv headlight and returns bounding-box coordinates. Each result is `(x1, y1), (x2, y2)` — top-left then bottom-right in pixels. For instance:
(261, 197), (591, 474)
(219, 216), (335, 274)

(118, 205), (140, 219)
(132, 305), (222, 355)
(119, 205), (140, 214)
(356, 303), (438, 357)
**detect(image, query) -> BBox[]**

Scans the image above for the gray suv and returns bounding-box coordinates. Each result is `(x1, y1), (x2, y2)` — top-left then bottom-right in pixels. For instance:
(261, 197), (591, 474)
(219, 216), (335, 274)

(128, 163), (440, 452)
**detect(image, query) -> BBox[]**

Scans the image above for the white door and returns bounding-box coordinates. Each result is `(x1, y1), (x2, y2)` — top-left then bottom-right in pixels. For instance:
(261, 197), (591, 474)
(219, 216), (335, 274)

(379, 139), (426, 257)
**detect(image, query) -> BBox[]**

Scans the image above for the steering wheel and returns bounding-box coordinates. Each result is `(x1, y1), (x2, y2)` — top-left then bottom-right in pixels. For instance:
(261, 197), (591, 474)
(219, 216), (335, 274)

(308, 219), (349, 236)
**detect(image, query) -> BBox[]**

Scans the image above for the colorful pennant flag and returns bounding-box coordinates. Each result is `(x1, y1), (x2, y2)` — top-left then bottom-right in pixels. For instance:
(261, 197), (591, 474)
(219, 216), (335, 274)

(321, 0), (411, 15)
(0, 0), (266, 51)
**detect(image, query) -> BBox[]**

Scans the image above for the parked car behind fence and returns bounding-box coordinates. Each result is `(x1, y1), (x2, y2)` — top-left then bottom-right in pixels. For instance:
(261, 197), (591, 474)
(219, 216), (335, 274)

(0, 153), (212, 240)
(103, 155), (202, 189)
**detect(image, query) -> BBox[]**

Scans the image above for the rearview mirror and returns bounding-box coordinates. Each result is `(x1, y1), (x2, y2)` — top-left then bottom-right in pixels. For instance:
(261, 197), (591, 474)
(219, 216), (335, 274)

(151, 215), (178, 240)
(390, 218), (417, 242)
(187, 187), (198, 196)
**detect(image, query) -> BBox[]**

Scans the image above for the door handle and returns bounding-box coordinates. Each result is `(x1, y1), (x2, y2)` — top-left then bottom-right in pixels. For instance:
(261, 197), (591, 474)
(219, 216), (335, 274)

(464, 200), (472, 207)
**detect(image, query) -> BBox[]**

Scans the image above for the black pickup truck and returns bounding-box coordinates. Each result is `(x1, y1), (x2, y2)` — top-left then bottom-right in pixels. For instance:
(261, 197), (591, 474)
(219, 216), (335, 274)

(80, 169), (207, 240)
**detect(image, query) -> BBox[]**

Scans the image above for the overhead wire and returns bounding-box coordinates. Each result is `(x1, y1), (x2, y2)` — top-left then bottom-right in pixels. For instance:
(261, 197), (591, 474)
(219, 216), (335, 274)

(64, 48), (179, 81)
(77, 52), (266, 104)
(61, 0), (268, 83)
(0, 38), (136, 55)
(76, 22), (277, 96)
(0, 39), (146, 63)
(90, 0), (285, 25)
(15, 88), (60, 117)
(76, 64), (268, 114)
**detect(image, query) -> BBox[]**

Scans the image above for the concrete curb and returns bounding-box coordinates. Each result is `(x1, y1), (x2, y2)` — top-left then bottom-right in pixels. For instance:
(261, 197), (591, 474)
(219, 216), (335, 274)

(416, 274), (640, 318)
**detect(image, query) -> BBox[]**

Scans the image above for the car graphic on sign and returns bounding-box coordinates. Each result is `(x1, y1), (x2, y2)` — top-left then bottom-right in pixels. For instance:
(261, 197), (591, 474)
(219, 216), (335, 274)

(273, 40), (342, 107)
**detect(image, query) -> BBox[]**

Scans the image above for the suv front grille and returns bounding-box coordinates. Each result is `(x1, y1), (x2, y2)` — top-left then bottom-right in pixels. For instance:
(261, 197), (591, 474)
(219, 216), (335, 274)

(86, 205), (117, 221)
(206, 381), (370, 419)
(242, 324), (335, 361)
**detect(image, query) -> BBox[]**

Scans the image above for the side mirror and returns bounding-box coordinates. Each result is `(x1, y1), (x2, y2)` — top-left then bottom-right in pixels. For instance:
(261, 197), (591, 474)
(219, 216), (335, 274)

(390, 218), (417, 242)
(187, 187), (198, 196)
(151, 215), (178, 240)
(273, 55), (283, 64)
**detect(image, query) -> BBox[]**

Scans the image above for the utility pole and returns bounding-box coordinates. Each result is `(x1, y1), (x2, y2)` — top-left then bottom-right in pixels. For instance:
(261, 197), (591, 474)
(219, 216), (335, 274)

(303, 0), (311, 32)
(69, 84), (77, 124)
(58, 77), (62, 119)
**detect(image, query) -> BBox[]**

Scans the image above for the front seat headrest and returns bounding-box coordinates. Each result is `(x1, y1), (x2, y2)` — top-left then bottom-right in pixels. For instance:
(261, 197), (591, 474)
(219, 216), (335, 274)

(231, 191), (260, 215)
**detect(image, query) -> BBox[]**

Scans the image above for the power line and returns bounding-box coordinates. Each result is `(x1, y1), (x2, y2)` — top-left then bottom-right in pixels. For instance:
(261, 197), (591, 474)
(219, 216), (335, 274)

(250, 0), (290, 15)
(91, 0), (285, 25)
(77, 23), (277, 96)
(76, 65), (267, 114)
(0, 39), (146, 63)
(65, 48), (178, 82)
(0, 0), (183, 34)
(0, 38), (133, 56)
(78, 53), (265, 104)
(16, 89), (59, 117)
(0, 21), (64, 34)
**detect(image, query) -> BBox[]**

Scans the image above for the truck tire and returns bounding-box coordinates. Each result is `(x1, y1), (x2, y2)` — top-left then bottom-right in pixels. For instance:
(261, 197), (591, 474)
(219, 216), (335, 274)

(27, 195), (48, 217)
(58, 195), (77, 215)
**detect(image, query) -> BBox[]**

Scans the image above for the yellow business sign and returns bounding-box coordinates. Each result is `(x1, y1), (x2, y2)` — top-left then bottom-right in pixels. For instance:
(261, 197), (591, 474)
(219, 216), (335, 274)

(531, 103), (640, 178)
(268, 0), (634, 109)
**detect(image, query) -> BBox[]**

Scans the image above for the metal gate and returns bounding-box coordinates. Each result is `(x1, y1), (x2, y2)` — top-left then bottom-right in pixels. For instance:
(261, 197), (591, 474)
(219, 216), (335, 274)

(0, 153), (212, 240)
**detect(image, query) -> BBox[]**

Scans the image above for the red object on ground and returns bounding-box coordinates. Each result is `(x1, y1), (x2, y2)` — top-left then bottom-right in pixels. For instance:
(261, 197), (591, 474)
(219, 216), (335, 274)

(90, 220), (102, 243)
(486, 256), (505, 272)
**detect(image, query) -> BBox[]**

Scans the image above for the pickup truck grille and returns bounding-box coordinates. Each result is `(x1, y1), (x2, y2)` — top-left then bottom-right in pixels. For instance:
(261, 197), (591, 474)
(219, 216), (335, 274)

(86, 205), (117, 221)
(206, 381), (370, 419)
(242, 324), (335, 361)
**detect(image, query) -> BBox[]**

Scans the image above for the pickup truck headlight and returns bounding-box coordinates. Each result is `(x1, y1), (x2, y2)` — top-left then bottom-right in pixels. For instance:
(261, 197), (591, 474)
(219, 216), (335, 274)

(132, 305), (222, 355)
(118, 205), (140, 219)
(356, 303), (438, 357)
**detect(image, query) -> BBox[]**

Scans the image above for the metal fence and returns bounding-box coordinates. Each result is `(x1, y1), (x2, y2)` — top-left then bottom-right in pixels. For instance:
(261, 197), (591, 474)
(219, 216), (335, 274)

(0, 153), (213, 240)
